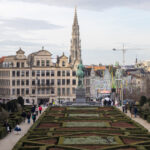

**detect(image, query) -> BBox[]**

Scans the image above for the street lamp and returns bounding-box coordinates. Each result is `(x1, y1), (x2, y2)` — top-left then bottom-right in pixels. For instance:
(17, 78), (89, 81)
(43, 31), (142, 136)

(36, 77), (38, 105)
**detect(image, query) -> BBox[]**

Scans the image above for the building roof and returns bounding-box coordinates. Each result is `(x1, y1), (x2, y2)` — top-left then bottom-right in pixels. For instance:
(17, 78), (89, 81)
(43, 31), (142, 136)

(0, 56), (6, 63)
(85, 66), (106, 71)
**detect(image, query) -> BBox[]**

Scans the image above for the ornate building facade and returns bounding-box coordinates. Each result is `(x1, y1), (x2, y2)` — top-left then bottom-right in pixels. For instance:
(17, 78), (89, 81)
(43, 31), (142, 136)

(0, 8), (81, 105)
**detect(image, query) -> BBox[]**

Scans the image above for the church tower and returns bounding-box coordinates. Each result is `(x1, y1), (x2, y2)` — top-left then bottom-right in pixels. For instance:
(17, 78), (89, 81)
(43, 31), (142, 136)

(70, 7), (81, 65)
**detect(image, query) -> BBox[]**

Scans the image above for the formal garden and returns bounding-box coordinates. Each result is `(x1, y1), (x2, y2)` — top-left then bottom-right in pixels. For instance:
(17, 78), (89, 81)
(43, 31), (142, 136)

(12, 106), (150, 150)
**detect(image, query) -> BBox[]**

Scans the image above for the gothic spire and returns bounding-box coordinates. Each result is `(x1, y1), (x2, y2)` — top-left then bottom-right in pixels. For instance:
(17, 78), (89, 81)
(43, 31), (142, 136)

(73, 7), (78, 26)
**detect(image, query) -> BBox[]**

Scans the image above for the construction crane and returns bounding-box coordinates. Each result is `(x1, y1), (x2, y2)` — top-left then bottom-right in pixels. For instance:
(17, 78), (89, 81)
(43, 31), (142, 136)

(112, 44), (141, 66)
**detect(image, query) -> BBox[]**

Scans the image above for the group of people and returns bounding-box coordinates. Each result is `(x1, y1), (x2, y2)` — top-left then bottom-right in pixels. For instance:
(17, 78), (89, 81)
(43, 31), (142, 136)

(3, 105), (43, 135)
(122, 104), (138, 118)
(101, 97), (114, 106)
(22, 105), (43, 124)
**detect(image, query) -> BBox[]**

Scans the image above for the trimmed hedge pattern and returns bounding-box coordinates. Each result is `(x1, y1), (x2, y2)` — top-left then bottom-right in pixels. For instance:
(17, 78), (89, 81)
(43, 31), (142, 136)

(13, 106), (150, 150)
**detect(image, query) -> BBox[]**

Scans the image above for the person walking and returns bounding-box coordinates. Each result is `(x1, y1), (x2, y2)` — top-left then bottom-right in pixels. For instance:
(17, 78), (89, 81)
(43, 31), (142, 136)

(21, 110), (26, 122)
(39, 105), (42, 114)
(31, 105), (35, 114)
(35, 106), (38, 116)
(134, 106), (138, 118)
(131, 106), (134, 118)
(32, 112), (36, 123)
(27, 112), (31, 124)
(14, 123), (21, 135)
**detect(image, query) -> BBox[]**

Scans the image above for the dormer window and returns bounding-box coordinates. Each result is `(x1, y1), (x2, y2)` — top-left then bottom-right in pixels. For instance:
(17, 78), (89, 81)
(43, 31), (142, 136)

(62, 61), (65, 67)
(37, 60), (40, 66)
(41, 60), (45, 66)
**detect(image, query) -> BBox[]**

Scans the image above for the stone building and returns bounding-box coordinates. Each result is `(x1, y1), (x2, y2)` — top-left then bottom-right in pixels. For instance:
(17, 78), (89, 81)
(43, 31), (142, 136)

(0, 8), (81, 105)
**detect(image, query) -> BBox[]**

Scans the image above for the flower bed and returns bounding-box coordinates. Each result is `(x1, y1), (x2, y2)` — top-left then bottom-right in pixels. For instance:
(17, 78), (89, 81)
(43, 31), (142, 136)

(69, 113), (99, 117)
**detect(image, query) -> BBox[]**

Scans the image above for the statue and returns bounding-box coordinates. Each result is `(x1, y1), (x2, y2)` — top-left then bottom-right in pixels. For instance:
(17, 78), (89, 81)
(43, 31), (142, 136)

(76, 62), (84, 87)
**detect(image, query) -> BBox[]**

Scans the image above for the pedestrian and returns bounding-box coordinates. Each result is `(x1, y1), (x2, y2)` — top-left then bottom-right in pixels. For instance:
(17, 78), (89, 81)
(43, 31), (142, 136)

(125, 104), (128, 113)
(31, 105), (35, 114)
(35, 106), (38, 116)
(21, 110), (26, 122)
(122, 105), (125, 113)
(131, 106), (134, 118)
(27, 112), (31, 124)
(38, 105), (42, 114)
(134, 106), (138, 118)
(14, 123), (21, 134)
(32, 112), (36, 123)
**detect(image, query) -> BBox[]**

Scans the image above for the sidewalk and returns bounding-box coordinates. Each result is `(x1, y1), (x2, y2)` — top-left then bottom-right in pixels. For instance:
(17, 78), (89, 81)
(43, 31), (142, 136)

(118, 106), (150, 132)
(0, 106), (47, 150)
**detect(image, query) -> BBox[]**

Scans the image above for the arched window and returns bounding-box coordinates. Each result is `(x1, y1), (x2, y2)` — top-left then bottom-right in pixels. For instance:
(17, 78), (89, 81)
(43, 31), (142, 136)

(62, 61), (65, 67)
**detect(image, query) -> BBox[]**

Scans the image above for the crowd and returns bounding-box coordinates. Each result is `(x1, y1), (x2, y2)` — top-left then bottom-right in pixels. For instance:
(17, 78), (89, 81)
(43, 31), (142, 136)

(122, 104), (138, 118)
(3, 105), (43, 135)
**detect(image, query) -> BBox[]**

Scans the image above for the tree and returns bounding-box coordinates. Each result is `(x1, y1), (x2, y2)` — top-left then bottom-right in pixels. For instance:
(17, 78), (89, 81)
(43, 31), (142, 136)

(140, 96), (147, 106)
(17, 96), (24, 107)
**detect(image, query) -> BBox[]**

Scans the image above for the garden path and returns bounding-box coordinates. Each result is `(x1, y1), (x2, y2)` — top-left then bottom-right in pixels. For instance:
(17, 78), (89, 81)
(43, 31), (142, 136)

(0, 106), (47, 150)
(118, 106), (150, 132)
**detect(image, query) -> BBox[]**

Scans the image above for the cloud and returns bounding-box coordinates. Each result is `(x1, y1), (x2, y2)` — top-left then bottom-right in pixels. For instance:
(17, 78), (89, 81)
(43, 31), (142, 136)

(0, 18), (63, 31)
(7, 0), (150, 11)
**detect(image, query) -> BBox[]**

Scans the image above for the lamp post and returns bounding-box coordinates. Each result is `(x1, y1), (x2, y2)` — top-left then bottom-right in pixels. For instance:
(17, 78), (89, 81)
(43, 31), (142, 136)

(36, 77), (38, 105)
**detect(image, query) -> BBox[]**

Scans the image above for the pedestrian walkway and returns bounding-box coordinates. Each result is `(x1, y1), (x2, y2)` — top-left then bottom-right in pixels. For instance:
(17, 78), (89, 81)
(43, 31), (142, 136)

(118, 106), (150, 132)
(0, 106), (47, 150)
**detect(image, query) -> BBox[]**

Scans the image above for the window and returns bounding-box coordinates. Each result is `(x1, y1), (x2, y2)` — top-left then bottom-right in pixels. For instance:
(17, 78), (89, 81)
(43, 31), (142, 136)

(46, 70), (50, 76)
(21, 62), (24, 67)
(51, 79), (54, 85)
(21, 80), (24, 86)
(21, 71), (25, 76)
(86, 79), (90, 85)
(41, 70), (45, 76)
(62, 61), (65, 67)
(17, 80), (20, 86)
(72, 79), (76, 85)
(67, 79), (70, 85)
(51, 70), (54, 76)
(66, 70), (70, 76)
(17, 62), (20, 68)
(32, 71), (35, 76)
(12, 71), (15, 77)
(41, 79), (45, 85)
(37, 70), (40, 76)
(26, 80), (29, 86)
(32, 80), (35, 85)
(21, 89), (24, 95)
(12, 89), (15, 95)
(62, 88), (65, 96)
(57, 71), (61, 76)
(26, 71), (29, 77)
(17, 71), (20, 77)
(72, 88), (76, 94)
(57, 88), (61, 96)
(17, 89), (20, 95)
(36, 60), (40, 66)
(37, 79), (40, 85)
(26, 88), (29, 95)
(32, 89), (35, 94)
(62, 71), (65, 76)
(67, 88), (70, 96)
(57, 79), (61, 85)
(62, 79), (65, 85)
(38, 88), (40, 94)
(41, 60), (45, 66)
(12, 80), (15, 86)
(72, 71), (76, 76)
(46, 88), (50, 94)
(26, 99), (30, 103)
(46, 60), (50, 66)
(42, 88), (45, 94)
(51, 87), (55, 94)
(46, 79), (50, 85)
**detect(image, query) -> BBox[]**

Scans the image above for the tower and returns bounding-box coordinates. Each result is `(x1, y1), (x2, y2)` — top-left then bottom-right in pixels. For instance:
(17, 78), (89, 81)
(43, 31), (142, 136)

(70, 7), (81, 65)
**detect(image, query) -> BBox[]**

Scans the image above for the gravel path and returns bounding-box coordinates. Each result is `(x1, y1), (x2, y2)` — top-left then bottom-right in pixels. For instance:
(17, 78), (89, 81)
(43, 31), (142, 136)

(0, 106), (47, 150)
(118, 106), (150, 132)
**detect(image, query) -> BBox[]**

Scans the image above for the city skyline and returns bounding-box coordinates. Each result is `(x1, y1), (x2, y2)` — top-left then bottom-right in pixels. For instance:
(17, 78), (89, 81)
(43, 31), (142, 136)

(0, 0), (150, 65)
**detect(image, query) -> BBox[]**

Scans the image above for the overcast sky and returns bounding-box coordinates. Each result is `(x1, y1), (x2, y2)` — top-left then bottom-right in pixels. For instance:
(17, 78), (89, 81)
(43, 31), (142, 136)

(0, 0), (150, 65)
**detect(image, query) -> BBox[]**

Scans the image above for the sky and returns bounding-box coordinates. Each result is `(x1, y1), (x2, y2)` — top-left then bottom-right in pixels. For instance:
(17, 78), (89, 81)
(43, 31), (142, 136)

(0, 0), (150, 65)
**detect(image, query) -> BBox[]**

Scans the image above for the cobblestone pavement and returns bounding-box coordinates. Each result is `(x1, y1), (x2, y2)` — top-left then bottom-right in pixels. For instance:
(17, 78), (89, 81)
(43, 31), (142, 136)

(0, 106), (47, 150)
(118, 106), (150, 132)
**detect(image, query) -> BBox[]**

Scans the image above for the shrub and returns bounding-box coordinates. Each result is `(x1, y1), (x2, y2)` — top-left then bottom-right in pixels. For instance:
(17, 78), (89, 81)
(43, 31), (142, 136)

(17, 96), (24, 107)
(141, 103), (150, 112)
(147, 115), (150, 123)
(0, 127), (7, 139)
(140, 96), (147, 106)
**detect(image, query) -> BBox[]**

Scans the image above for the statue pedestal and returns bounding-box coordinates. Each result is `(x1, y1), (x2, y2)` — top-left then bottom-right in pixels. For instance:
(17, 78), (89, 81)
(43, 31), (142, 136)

(76, 87), (86, 103)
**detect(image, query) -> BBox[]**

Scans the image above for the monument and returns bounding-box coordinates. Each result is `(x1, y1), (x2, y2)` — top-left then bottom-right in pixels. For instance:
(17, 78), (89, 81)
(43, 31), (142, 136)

(76, 62), (86, 103)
